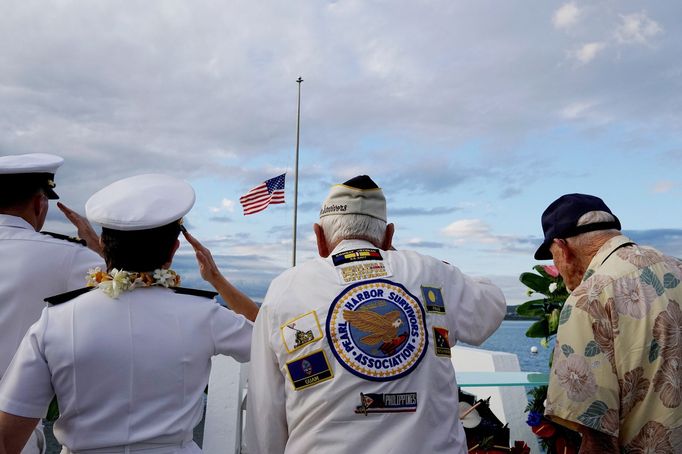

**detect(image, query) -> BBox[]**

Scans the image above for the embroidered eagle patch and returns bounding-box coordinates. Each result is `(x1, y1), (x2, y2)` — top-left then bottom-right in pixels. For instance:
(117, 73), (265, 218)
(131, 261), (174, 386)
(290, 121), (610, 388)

(326, 279), (428, 381)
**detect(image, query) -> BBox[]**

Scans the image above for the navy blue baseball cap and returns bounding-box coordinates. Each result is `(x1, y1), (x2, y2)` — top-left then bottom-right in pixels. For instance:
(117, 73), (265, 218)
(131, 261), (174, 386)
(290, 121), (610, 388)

(535, 193), (621, 260)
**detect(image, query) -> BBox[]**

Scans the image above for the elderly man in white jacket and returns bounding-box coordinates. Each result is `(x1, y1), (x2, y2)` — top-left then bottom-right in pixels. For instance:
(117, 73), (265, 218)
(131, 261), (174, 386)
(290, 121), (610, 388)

(246, 175), (506, 454)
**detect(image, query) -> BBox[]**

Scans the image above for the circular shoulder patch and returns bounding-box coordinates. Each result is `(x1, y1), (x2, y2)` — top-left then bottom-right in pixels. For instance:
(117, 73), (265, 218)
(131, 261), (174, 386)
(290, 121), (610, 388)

(326, 279), (428, 381)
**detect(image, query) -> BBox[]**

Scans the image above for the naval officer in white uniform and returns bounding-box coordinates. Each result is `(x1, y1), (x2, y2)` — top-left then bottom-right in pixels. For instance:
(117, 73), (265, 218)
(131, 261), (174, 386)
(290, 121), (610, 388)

(0, 153), (104, 454)
(0, 174), (253, 453)
(246, 176), (507, 454)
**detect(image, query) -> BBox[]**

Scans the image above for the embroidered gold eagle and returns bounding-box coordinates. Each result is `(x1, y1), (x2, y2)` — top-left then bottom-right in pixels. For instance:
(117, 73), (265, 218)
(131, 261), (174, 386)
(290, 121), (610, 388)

(343, 309), (403, 345)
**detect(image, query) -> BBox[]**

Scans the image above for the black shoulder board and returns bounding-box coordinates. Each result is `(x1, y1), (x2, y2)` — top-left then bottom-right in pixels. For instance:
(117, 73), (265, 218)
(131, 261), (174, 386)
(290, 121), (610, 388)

(41, 231), (87, 246)
(172, 287), (219, 299)
(45, 287), (95, 306)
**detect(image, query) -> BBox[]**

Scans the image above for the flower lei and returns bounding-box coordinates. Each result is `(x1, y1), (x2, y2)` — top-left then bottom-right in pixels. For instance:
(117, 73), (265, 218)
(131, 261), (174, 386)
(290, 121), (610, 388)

(86, 267), (181, 298)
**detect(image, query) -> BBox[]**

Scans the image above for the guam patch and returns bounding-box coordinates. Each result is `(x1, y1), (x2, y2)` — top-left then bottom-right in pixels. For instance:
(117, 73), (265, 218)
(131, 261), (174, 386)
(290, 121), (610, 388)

(332, 248), (383, 266)
(326, 279), (428, 381)
(280, 311), (323, 353)
(421, 285), (445, 314)
(355, 392), (418, 415)
(286, 350), (334, 391)
(433, 327), (451, 357)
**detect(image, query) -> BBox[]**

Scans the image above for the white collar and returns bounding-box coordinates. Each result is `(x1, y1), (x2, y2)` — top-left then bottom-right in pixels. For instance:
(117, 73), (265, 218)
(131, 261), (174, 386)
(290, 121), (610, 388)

(0, 214), (34, 230)
(331, 239), (380, 255)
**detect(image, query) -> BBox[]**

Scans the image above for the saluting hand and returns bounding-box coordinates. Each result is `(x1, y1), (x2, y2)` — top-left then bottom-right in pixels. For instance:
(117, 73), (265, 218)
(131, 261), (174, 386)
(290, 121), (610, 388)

(57, 202), (103, 257)
(182, 230), (259, 321)
(182, 230), (222, 286)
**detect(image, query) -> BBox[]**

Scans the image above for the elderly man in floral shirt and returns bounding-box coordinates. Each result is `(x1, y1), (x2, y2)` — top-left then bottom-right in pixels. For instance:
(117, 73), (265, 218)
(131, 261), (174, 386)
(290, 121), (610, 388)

(535, 193), (682, 453)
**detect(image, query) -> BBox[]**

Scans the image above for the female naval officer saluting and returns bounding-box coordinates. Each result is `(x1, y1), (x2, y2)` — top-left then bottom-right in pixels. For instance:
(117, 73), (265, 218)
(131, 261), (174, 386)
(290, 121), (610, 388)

(0, 174), (255, 454)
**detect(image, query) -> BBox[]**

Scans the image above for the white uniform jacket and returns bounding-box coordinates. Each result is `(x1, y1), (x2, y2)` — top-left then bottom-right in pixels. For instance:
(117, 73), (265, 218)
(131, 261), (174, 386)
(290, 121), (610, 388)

(0, 285), (252, 452)
(0, 214), (103, 377)
(246, 239), (506, 454)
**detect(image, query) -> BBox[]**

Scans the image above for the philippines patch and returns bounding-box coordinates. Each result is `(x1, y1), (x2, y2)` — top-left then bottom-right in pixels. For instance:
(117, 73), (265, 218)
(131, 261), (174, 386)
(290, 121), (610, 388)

(286, 350), (334, 391)
(280, 311), (323, 353)
(421, 285), (445, 314)
(332, 248), (383, 266)
(433, 327), (451, 357)
(326, 279), (428, 381)
(355, 392), (418, 415)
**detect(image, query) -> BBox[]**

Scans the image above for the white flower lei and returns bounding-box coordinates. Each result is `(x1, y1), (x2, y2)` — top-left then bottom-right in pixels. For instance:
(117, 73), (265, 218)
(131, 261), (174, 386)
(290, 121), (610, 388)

(86, 267), (180, 298)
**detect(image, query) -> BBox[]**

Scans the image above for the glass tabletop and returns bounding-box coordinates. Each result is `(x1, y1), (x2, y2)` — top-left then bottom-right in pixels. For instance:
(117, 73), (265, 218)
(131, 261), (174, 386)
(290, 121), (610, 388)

(456, 371), (549, 387)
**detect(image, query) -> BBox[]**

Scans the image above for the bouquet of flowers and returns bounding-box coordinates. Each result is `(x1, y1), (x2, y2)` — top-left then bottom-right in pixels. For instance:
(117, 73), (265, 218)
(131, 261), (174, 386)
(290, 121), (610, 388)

(517, 265), (580, 453)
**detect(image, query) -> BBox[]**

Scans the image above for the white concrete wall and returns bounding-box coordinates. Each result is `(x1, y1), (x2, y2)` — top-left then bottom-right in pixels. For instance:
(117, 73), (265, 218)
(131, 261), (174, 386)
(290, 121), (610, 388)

(452, 345), (539, 452)
(203, 356), (246, 454)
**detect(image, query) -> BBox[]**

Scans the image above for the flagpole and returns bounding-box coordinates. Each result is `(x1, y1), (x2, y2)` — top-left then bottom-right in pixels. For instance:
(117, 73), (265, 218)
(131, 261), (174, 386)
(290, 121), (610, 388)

(292, 76), (303, 267)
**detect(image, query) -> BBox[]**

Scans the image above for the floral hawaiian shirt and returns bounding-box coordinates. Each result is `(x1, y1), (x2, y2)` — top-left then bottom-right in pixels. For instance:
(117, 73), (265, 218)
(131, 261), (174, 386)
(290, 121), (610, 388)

(545, 235), (682, 452)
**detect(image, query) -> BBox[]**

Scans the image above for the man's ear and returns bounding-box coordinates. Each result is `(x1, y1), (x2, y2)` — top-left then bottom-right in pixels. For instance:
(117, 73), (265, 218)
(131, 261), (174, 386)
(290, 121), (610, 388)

(314, 223), (330, 258)
(381, 223), (394, 251)
(553, 238), (571, 259)
(30, 192), (47, 231)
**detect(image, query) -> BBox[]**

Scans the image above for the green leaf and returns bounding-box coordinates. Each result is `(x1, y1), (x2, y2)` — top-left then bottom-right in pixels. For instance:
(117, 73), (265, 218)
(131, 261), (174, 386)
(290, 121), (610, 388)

(548, 308), (561, 333)
(516, 299), (547, 317)
(649, 339), (660, 363)
(585, 340), (601, 357)
(525, 319), (549, 338)
(663, 273), (680, 289)
(559, 305), (572, 325)
(577, 400), (608, 430)
(641, 267), (665, 296)
(520, 272), (551, 294)
(561, 344), (574, 357)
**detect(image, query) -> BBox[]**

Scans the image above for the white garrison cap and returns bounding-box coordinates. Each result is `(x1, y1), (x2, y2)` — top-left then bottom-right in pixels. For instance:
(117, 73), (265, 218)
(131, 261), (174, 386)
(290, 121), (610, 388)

(86, 174), (195, 231)
(0, 153), (64, 199)
(319, 175), (386, 222)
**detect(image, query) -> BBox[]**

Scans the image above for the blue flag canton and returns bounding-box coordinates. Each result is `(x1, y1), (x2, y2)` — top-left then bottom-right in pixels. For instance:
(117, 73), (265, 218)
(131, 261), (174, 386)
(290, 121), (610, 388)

(266, 174), (286, 193)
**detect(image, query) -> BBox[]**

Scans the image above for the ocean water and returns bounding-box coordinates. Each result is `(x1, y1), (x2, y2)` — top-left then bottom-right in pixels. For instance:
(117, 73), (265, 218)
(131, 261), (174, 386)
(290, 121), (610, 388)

(464, 320), (553, 373)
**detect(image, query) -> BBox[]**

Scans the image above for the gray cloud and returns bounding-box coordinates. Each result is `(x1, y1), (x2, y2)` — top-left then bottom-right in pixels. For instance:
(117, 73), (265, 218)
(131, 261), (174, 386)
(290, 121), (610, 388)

(391, 206), (461, 217)
(624, 229), (682, 257)
(402, 240), (447, 249)
(208, 216), (233, 223)
(2, 0), (679, 207)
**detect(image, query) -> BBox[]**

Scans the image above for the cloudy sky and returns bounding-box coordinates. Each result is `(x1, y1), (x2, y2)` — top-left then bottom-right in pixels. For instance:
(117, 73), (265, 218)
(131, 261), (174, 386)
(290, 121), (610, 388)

(2, 0), (681, 305)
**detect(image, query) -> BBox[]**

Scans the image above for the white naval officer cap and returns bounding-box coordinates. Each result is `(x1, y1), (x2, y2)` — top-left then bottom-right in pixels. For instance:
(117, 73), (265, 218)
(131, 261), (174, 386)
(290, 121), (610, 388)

(0, 153), (64, 199)
(319, 175), (386, 222)
(86, 174), (195, 231)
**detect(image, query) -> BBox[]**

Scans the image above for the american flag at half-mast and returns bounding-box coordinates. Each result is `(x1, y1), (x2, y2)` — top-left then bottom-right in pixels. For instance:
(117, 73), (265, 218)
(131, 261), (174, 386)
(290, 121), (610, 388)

(239, 174), (286, 215)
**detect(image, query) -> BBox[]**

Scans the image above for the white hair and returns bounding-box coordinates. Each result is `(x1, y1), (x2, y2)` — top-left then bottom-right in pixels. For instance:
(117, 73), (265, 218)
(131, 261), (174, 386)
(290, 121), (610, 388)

(568, 210), (620, 249)
(576, 210), (616, 226)
(319, 214), (386, 250)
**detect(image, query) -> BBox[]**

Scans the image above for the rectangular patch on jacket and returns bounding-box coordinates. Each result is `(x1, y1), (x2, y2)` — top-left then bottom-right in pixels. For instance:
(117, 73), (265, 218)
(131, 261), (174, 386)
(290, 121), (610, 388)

(421, 285), (445, 314)
(332, 248), (383, 266)
(337, 262), (391, 284)
(433, 327), (451, 357)
(286, 350), (334, 391)
(354, 392), (418, 415)
(280, 311), (323, 353)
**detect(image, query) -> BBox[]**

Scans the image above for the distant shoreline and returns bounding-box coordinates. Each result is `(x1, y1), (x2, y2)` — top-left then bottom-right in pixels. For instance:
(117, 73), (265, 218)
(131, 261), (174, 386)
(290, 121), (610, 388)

(504, 306), (535, 321)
